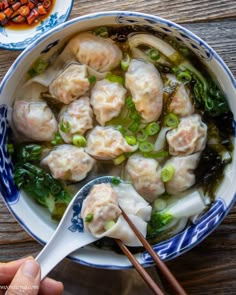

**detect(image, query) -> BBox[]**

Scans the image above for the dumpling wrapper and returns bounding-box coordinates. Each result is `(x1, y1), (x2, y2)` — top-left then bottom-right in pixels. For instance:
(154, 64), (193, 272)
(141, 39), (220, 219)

(81, 183), (152, 247)
(125, 154), (165, 202)
(49, 63), (90, 104)
(41, 145), (95, 182)
(125, 59), (163, 123)
(86, 126), (138, 160)
(60, 32), (122, 73)
(91, 79), (127, 126)
(13, 100), (57, 142)
(58, 97), (93, 143)
(164, 153), (201, 194)
(167, 114), (207, 156)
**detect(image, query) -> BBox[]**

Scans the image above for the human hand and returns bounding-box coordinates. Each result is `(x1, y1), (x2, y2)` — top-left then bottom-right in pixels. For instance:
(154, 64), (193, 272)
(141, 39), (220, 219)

(0, 257), (63, 295)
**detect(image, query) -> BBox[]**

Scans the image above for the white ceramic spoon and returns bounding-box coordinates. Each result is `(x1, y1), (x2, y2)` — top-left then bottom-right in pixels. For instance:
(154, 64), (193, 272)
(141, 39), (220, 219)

(36, 175), (115, 279)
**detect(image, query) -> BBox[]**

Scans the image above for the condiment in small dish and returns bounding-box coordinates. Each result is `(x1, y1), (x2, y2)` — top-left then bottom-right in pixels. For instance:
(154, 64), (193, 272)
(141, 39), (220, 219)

(0, 0), (74, 50)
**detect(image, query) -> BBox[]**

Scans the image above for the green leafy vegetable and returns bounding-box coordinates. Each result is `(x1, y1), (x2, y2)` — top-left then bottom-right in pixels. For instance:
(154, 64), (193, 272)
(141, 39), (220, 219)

(147, 191), (206, 239)
(13, 144), (72, 220)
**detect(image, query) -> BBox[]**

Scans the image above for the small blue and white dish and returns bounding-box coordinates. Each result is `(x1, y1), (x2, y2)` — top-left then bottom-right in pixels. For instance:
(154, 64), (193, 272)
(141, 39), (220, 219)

(0, 0), (74, 50)
(0, 11), (236, 269)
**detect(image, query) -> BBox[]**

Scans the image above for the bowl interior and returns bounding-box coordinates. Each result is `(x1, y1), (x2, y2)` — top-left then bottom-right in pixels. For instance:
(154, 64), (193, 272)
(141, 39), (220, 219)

(0, 11), (236, 269)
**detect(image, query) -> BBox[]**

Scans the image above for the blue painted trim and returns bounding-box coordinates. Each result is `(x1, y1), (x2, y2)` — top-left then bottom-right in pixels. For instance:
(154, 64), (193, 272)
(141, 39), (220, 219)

(0, 11), (236, 269)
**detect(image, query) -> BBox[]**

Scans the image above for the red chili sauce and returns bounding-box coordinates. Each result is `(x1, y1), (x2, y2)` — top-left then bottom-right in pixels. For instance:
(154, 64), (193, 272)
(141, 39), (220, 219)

(0, 0), (54, 29)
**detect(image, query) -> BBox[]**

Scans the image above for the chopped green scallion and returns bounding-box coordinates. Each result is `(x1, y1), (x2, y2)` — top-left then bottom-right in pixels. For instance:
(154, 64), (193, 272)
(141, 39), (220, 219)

(113, 154), (126, 165)
(29, 58), (48, 76)
(116, 125), (126, 135)
(126, 96), (135, 108)
(104, 220), (116, 231)
(121, 54), (131, 71)
(128, 121), (139, 133)
(176, 71), (192, 82)
(7, 143), (14, 155)
(72, 135), (87, 147)
(106, 73), (124, 85)
(93, 26), (109, 38)
(143, 150), (169, 159)
(163, 113), (179, 128)
(136, 129), (148, 142)
(145, 122), (160, 136)
(88, 76), (96, 84)
(51, 132), (63, 145)
(60, 120), (71, 133)
(161, 165), (175, 182)
(146, 48), (160, 61)
(85, 214), (94, 223)
(111, 177), (121, 185)
(125, 135), (137, 146)
(139, 142), (154, 153)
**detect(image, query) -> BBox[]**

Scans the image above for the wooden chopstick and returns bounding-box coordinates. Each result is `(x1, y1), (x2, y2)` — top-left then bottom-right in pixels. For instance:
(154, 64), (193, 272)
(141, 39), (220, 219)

(120, 207), (187, 295)
(115, 238), (165, 295)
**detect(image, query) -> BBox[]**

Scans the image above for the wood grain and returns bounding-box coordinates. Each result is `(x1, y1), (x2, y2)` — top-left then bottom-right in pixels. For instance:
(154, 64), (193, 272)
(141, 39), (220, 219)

(0, 0), (235, 294)
(73, 0), (236, 23)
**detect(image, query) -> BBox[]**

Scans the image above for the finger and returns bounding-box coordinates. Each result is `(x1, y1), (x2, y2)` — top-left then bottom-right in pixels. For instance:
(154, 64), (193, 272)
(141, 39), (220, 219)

(0, 257), (33, 284)
(39, 277), (64, 295)
(6, 259), (41, 295)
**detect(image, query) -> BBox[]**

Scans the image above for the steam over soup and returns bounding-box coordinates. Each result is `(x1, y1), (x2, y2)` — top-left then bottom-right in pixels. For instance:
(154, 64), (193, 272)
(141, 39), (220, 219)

(11, 25), (234, 247)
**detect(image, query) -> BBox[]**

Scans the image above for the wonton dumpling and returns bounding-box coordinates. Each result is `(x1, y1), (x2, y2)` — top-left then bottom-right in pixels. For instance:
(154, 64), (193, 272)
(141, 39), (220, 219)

(41, 145), (95, 182)
(59, 97), (93, 143)
(81, 183), (121, 235)
(91, 79), (127, 126)
(49, 64), (90, 104)
(164, 153), (201, 194)
(86, 126), (138, 160)
(61, 33), (122, 73)
(169, 84), (194, 117)
(81, 183), (152, 246)
(13, 100), (57, 141)
(125, 59), (163, 122)
(167, 114), (207, 156)
(125, 154), (165, 202)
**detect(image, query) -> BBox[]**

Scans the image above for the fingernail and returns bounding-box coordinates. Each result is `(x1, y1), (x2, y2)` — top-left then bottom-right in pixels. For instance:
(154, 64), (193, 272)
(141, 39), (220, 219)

(21, 260), (40, 278)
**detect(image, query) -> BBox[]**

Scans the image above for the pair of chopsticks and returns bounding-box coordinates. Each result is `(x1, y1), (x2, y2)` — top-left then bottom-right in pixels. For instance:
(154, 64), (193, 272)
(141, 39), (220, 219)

(115, 208), (187, 295)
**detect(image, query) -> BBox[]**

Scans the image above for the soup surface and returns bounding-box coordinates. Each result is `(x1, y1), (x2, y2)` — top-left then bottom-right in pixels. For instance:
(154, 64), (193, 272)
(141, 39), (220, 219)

(11, 25), (234, 247)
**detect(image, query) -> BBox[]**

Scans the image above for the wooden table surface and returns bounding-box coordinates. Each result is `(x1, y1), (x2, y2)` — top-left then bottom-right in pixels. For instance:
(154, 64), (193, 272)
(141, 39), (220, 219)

(0, 1), (236, 294)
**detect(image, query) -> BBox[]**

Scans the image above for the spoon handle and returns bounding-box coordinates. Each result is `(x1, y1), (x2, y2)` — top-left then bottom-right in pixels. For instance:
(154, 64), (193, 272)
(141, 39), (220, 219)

(36, 229), (79, 279)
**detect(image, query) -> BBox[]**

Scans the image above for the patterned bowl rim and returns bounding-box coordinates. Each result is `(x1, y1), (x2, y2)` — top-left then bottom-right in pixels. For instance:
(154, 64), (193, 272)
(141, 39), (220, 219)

(1, 11), (236, 269)
(0, 0), (74, 50)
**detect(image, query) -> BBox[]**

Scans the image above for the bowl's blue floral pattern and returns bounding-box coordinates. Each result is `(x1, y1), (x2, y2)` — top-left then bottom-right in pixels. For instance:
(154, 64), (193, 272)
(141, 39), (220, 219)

(0, 105), (19, 204)
(0, 11), (235, 269)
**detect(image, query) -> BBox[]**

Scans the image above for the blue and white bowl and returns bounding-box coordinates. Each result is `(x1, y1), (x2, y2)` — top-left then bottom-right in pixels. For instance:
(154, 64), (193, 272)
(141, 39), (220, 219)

(0, 0), (74, 50)
(0, 11), (236, 269)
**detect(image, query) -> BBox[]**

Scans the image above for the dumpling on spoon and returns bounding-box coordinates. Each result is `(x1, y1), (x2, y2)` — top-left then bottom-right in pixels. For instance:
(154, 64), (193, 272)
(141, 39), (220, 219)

(125, 59), (163, 122)
(81, 182), (152, 246)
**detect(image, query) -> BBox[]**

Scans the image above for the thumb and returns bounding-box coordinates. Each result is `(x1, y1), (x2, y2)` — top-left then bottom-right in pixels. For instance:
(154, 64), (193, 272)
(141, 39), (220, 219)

(6, 259), (41, 295)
